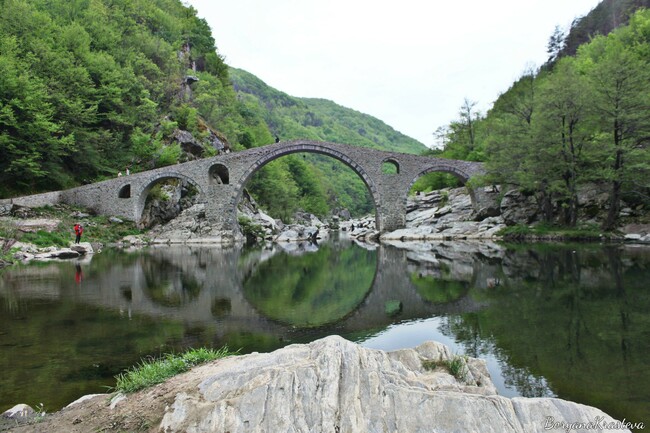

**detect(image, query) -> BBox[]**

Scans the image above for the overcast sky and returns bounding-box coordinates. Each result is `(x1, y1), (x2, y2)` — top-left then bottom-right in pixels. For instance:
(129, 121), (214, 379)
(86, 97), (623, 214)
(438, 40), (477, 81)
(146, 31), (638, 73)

(184, 0), (602, 147)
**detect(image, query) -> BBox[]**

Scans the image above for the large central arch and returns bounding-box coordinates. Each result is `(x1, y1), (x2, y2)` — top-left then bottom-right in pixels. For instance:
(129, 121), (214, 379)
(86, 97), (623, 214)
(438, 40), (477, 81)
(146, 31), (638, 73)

(229, 142), (382, 229)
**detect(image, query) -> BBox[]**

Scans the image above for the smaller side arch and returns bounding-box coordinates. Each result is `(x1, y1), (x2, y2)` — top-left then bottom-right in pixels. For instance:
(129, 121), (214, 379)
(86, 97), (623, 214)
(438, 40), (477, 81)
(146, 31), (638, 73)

(209, 163), (230, 185)
(381, 158), (400, 175)
(118, 184), (131, 199)
(406, 163), (477, 211)
(134, 172), (205, 224)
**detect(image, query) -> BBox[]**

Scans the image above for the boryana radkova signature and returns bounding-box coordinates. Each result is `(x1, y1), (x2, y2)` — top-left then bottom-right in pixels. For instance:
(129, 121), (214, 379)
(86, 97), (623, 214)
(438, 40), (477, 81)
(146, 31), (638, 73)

(544, 416), (645, 432)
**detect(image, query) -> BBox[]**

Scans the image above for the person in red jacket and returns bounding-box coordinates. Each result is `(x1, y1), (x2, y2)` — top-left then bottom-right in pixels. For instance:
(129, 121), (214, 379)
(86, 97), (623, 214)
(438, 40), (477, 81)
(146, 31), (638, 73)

(73, 223), (84, 244)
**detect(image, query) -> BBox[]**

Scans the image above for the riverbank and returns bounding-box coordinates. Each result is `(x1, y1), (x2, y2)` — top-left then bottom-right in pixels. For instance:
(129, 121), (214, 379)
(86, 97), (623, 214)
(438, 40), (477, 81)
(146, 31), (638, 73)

(2, 186), (649, 270)
(1, 336), (635, 433)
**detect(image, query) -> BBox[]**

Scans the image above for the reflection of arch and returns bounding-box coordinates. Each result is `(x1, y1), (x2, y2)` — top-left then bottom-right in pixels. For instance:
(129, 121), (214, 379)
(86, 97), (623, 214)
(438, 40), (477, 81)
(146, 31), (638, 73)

(209, 163), (230, 185)
(142, 259), (203, 307)
(241, 244), (378, 328)
(135, 172), (204, 223)
(232, 143), (380, 226)
(382, 158), (400, 174)
(118, 184), (131, 199)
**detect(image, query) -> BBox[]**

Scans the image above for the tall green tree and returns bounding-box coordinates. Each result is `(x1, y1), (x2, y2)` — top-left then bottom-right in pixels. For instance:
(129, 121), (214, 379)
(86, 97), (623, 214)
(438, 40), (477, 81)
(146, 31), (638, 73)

(577, 28), (650, 229)
(534, 57), (595, 226)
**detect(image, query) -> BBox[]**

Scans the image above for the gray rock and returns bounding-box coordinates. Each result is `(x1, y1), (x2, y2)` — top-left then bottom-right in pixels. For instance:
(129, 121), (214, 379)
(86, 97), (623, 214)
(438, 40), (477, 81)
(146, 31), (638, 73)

(500, 190), (538, 226)
(2, 404), (35, 420)
(0, 203), (14, 216)
(70, 211), (90, 219)
(70, 242), (94, 255)
(65, 394), (108, 409)
(159, 336), (628, 433)
(51, 248), (80, 259)
(13, 218), (61, 233)
(108, 217), (123, 224)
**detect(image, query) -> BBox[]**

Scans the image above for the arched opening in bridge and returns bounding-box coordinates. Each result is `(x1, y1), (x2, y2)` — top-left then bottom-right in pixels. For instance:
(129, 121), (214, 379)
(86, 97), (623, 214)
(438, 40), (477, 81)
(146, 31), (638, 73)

(381, 159), (399, 174)
(237, 150), (379, 236)
(137, 176), (202, 228)
(209, 163), (229, 185)
(409, 171), (463, 196)
(118, 184), (131, 199)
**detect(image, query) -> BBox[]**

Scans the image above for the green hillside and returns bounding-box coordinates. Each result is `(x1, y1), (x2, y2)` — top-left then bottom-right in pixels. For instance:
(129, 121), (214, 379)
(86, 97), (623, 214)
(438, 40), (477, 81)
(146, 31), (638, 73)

(0, 0), (428, 220)
(229, 68), (425, 154)
(229, 67), (427, 218)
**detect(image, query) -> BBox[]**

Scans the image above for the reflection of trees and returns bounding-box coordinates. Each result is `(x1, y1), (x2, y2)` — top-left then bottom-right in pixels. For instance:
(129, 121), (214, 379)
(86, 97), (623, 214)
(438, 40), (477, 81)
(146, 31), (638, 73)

(242, 244), (376, 327)
(439, 315), (493, 358)
(500, 362), (555, 398)
(142, 259), (202, 307)
(438, 244), (650, 425)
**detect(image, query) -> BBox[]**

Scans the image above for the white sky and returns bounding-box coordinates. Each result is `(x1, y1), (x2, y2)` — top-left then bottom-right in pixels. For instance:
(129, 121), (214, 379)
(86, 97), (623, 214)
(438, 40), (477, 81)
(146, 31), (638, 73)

(184, 0), (601, 147)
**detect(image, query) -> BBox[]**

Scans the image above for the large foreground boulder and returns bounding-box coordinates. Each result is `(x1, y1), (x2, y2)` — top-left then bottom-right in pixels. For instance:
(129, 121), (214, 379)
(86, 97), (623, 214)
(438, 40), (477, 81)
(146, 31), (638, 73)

(9, 336), (630, 432)
(159, 336), (629, 433)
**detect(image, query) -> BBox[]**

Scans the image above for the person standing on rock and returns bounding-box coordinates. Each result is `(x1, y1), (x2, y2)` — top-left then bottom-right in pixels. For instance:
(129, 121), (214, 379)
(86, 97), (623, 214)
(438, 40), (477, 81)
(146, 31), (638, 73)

(74, 223), (83, 244)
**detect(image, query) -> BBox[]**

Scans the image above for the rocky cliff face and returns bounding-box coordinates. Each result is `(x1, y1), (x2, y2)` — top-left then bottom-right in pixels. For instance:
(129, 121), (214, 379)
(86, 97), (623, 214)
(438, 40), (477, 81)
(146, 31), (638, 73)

(6, 336), (630, 432)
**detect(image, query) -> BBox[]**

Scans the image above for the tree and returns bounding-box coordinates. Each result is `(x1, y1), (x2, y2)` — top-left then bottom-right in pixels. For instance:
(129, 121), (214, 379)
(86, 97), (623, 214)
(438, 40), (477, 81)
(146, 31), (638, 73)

(578, 32), (650, 229)
(547, 25), (566, 64)
(534, 57), (594, 226)
(459, 98), (479, 149)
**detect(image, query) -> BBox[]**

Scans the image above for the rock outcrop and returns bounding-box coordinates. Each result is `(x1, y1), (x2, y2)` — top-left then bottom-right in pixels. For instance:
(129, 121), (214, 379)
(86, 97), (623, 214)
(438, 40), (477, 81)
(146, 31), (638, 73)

(379, 187), (506, 241)
(10, 336), (630, 433)
(157, 337), (635, 433)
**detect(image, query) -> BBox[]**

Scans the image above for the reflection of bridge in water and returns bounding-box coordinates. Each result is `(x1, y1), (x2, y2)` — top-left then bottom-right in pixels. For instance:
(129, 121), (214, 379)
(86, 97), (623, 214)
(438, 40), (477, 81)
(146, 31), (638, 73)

(0, 241), (494, 341)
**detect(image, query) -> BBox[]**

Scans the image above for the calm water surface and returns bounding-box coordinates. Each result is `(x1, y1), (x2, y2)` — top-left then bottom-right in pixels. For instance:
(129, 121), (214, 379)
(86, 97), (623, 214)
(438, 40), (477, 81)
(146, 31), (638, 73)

(1, 237), (648, 427)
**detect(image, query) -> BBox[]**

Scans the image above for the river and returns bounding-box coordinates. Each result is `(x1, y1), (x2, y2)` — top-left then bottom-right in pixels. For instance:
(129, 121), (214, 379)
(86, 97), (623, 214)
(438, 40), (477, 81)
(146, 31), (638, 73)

(1, 236), (648, 427)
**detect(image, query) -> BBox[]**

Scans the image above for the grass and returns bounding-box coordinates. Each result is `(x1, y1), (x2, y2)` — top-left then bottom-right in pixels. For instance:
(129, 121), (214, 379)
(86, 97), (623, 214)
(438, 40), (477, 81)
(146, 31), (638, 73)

(497, 222), (613, 241)
(422, 354), (469, 382)
(114, 347), (237, 393)
(21, 230), (69, 247)
(4, 204), (144, 247)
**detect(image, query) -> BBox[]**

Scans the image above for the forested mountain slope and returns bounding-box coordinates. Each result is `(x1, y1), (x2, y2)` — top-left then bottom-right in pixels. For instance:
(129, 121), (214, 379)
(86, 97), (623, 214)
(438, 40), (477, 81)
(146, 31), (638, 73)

(229, 68), (425, 155)
(432, 6), (650, 230)
(0, 0), (426, 220)
(559, 0), (650, 58)
(0, 0), (238, 196)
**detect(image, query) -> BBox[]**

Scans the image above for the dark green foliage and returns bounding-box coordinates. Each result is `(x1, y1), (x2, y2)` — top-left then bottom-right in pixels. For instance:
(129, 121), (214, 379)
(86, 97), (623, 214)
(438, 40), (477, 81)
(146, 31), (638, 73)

(238, 216), (265, 245)
(477, 8), (650, 229)
(0, 0), (232, 196)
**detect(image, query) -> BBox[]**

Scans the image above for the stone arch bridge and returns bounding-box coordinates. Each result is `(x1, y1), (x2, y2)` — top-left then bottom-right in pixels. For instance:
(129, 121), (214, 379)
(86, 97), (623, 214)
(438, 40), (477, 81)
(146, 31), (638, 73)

(3, 140), (486, 233)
